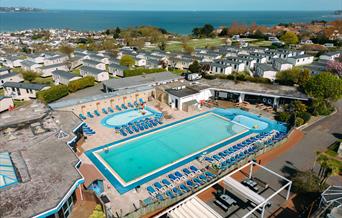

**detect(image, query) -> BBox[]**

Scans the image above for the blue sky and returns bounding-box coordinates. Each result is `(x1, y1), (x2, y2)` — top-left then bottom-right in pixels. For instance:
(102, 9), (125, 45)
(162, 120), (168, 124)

(0, 0), (340, 11)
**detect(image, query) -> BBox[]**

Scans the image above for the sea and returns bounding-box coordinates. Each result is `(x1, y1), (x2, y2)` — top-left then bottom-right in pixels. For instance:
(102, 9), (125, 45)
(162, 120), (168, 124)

(0, 10), (340, 34)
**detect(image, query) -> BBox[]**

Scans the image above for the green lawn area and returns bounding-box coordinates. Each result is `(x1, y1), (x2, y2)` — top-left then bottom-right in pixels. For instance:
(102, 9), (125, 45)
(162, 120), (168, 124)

(170, 69), (187, 75)
(166, 38), (224, 52)
(250, 40), (272, 47)
(32, 77), (54, 85)
(0, 89), (4, 96)
(14, 100), (30, 108)
(72, 69), (81, 76)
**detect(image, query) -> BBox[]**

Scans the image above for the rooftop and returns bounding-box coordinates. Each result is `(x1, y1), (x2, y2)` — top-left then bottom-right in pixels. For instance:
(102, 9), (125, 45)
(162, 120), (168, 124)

(0, 105), (83, 218)
(103, 71), (182, 90)
(52, 70), (80, 80)
(166, 87), (199, 98)
(3, 82), (47, 90)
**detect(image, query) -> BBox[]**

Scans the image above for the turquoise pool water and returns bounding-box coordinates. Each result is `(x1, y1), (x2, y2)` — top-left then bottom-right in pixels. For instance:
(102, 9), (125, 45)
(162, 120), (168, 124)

(98, 113), (247, 183)
(232, 115), (269, 130)
(101, 107), (161, 128)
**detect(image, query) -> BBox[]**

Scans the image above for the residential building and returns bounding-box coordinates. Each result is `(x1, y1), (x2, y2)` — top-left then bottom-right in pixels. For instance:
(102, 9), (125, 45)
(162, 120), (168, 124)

(208, 63), (233, 75)
(44, 55), (68, 66)
(255, 63), (277, 81)
(319, 51), (341, 61)
(0, 72), (24, 88)
(52, 70), (81, 85)
(273, 59), (293, 71)
(286, 55), (314, 66)
(0, 67), (11, 76)
(20, 60), (41, 71)
(38, 63), (69, 77)
(0, 96), (14, 112)
(3, 82), (49, 100)
(108, 63), (128, 77)
(80, 66), (109, 82)
(82, 59), (106, 70)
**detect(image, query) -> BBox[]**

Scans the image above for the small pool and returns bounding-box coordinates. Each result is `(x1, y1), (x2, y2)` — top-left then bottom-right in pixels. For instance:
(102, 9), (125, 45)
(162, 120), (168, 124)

(232, 115), (269, 130)
(101, 107), (160, 128)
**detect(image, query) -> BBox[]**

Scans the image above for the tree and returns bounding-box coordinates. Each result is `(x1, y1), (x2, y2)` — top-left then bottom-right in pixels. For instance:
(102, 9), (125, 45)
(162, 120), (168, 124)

(276, 67), (308, 86)
(227, 22), (248, 36)
(59, 44), (74, 58)
(113, 27), (121, 38)
(158, 41), (166, 51)
(189, 61), (201, 74)
(292, 170), (326, 194)
(120, 55), (135, 68)
(327, 60), (342, 77)
(182, 43), (194, 54)
(192, 24), (214, 38)
(304, 72), (342, 101)
(89, 205), (105, 218)
(21, 70), (39, 82)
(280, 31), (299, 45)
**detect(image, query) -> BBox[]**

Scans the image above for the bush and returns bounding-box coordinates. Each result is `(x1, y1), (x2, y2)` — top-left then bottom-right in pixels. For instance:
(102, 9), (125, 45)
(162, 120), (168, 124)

(298, 111), (311, 123)
(123, 68), (165, 77)
(22, 70), (39, 82)
(275, 112), (291, 122)
(37, 85), (69, 103)
(68, 76), (95, 93)
(295, 117), (305, 127)
(203, 73), (217, 80)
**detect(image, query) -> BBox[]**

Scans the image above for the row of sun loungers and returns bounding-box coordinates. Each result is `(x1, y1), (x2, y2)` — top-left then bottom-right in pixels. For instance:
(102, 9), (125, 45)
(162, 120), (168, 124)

(204, 131), (287, 170)
(82, 124), (96, 135)
(79, 100), (146, 120)
(117, 117), (163, 137)
(146, 166), (217, 201)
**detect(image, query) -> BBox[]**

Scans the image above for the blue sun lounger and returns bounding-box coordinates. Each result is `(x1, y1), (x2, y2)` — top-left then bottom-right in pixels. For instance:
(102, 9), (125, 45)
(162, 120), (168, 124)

(116, 105), (122, 111)
(199, 174), (208, 182)
(139, 98), (145, 104)
(131, 125), (139, 133)
(102, 108), (108, 114)
(128, 102), (134, 108)
(94, 110), (100, 116)
(134, 101), (139, 107)
(156, 193), (164, 201)
(179, 184), (190, 193)
(155, 119), (163, 125)
(108, 107), (114, 113)
(136, 122), (144, 131)
(147, 186), (157, 197)
(193, 177), (204, 186)
(125, 127), (133, 134)
(204, 171), (216, 179)
(162, 179), (174, 188)
(190, 166), (202, 174)
(183, 168), (194, 177)
(186, 180), (197, 188)
(175, 171), (186, 180)
(204, 157), (214, 163)
(166, 190), (175, 199)
(87, 112), (94, 118)
(149, 119), (158, 126)
(119, 129), (127, 136)
(172, 187), (183, 196)
(141, 122), (149, 129)
(121, 104), (128, 110)
(153, 182), (165, 192)
(145, 121), (153, 128)
(213, 155), (221, 161)
(168, 174), (180, 183)
(79, 114), (87, 120)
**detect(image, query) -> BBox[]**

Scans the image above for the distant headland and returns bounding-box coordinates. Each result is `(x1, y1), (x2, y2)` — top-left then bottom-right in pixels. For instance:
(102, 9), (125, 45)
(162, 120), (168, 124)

(0, 7), (43, 12)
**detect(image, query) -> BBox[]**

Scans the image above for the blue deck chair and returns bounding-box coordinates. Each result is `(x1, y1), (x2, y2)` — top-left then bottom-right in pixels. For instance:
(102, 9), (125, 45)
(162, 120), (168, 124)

(219, 152), (227, 158)
(162, 179), (174, 188)
(119, 129), (127, 136)
(204, 157), (214, 163)
(149, 119), (158, 126)
(168, 174), (180, 183)
(128, 102), (134, 108)
(134, 101), (139, 107)
(108, 107), (114, 113)
(179, 184), (190, 193)
(131, 125), (139, 133)
(156, 193), (164, 201)
(147, 186), (157, 197)
(166, 190), (175, 199)
(186, 180), (197, 188)
(121, 104), (128, 110)
(213, 155), (221, 161)
(153, 182), (165, 192)
(172, 187), (183, 196)
(145, 120), (153, 128)
(183, 168), (195, 177)
(199, 174), (208, 183)
(193, 177), (204, 186)
(190, 166), (202, 174)
(204, 171), (216, 179)
(155, 118), (163, 125)
(136, 122), (144, 131)
(116, 105), (122, 111)
(125, 127), (133, 134)
(94, 110), (100, 116)
(141, 121), (149, 129)
(175, 171), (187, 180)
(139, 98), (145, 104)
(87, 112), (94, 118)
(102, 108), (108, 114)
(79, 114), (86, 120)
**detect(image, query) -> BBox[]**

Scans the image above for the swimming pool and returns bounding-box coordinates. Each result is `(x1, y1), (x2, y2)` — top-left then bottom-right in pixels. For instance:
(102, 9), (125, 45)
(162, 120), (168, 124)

(94, 113), (248, 185)
(101, 107), (161, 128)
(87, 108), (287, 194)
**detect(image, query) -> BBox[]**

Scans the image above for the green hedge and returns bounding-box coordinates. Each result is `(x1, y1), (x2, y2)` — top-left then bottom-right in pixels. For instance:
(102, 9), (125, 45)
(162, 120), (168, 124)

(123, 68), (165, 77)
(37, 85), (69, 103)
(68, 76), (95, 93)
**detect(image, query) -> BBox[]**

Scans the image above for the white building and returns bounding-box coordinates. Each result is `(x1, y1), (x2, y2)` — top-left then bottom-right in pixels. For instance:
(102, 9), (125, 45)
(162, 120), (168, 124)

(319, 52), (341, 61)
(286, 55), (314, 66)
(273, 59), (293, 71)
(0, 96), (14, 112)
(255, 64), (278, 81)
(3, 82), (49, 100)
(4, 56), (23, 68)
(38, 63), (69, 77)
(44, 55), (68, 66)
(82, 59), (106, 70)
(52, 70), (81, 85)
(0, 73), (24, 88)
(208, 63), (232, 75)
(0, 67), (11, 76)
(80, 66), (109, 82)
(21, 60), (41, 71)
(108, 63), (127, 77)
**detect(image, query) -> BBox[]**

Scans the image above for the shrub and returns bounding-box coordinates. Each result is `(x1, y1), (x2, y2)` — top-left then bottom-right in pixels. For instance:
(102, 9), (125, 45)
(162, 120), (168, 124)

(37, 85), (69, 103)
(123, 68), (165, 77)
(203, 73), (216, 80)
(298, 111), (311, 123)
(22, 70), (39, 82)
(275, 112), (291, 122)
(295, 117), (305, 127)
(68, 76), (95, 93)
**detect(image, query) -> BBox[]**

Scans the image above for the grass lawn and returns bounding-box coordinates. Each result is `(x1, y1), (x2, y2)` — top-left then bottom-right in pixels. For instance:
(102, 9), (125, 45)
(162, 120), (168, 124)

(170, 69), (187, 75)
(72, 69), (81, 76)
(250, 40), (272, 47)
(166, 38), (224, 52)
(14, 100), (30, 108)
(0, 88), (4, 96)
(32, 77), (54, 85)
